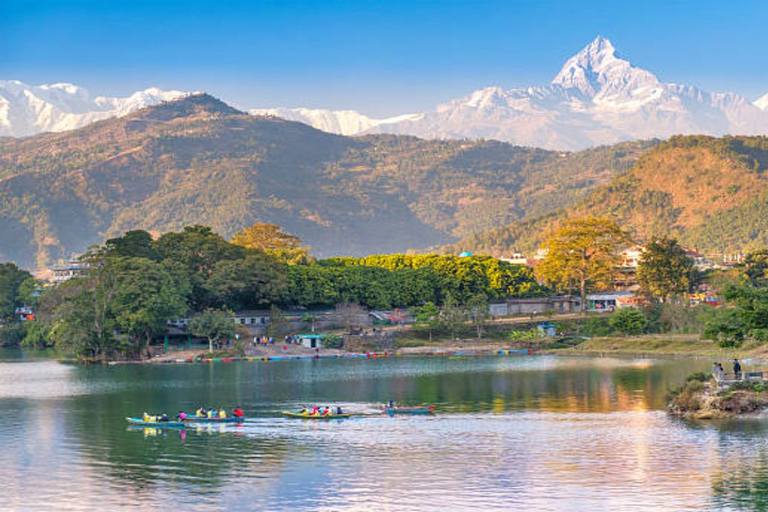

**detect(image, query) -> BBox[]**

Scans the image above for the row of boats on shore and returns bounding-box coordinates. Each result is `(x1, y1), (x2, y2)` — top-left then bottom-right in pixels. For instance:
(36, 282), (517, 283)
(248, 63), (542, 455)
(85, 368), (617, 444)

(126, 403), (437, 427)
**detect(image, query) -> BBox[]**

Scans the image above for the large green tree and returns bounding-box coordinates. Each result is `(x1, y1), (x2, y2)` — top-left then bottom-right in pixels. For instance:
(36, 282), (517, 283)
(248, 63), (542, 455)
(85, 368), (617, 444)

(535, 217), (632, 312)
(636, 237), (696, 302)
(0, 263), (33, 321)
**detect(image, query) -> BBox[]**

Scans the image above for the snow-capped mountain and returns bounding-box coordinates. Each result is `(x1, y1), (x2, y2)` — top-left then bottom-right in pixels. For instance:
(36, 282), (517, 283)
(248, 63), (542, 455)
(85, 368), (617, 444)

(249, 107), (422, 136)
(0, 81), (186, 137)
(257, 36), (768, 150)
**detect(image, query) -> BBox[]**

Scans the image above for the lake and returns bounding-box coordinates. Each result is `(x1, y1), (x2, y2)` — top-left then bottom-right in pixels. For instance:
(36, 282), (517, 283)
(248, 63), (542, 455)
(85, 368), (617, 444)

(0, 351), (765, 511)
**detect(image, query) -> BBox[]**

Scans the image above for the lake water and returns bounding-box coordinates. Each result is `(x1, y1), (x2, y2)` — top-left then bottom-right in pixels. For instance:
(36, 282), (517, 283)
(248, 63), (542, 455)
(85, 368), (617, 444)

(1, 351), (766, 511)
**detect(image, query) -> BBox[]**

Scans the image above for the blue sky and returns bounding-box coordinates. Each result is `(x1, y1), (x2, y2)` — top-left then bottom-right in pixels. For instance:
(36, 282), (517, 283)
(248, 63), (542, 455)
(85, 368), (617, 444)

(3, 0), (768, 116)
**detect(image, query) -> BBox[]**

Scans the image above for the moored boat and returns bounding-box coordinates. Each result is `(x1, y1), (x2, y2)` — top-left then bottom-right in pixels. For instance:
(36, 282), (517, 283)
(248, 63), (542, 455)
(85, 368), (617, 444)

(126, 417), (185, 428)
(383, 405), (436, 414)
(282, 411), (351, 419)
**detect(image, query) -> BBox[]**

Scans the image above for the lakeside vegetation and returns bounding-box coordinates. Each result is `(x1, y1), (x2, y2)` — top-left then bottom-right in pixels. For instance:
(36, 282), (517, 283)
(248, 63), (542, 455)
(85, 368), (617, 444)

(0, 223), (544, 361)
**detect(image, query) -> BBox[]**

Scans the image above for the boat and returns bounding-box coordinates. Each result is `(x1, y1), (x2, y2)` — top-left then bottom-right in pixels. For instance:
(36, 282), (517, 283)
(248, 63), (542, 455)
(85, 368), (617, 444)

(383, 405), (436, 414)
(126, 417), (185, 428)
(282, 411), (351, 419)
(183, 416), (247, 423)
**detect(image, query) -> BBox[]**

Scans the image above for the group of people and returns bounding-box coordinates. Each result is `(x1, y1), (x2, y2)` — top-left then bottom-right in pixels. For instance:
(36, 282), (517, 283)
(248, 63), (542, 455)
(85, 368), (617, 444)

(183, 407), (245, 419)
(299, 406), (343, 416)
(142, 412), (171, 423)
(713, 359), (742, 380)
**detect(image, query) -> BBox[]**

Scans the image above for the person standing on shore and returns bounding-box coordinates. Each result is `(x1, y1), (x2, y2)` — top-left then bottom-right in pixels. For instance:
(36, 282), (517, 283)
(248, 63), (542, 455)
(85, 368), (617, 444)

(733, 359), (742, 380)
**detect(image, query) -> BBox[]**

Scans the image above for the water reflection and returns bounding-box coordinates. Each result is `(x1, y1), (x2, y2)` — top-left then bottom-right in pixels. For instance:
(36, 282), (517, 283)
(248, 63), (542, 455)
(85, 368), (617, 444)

(4, 353), (768, 510)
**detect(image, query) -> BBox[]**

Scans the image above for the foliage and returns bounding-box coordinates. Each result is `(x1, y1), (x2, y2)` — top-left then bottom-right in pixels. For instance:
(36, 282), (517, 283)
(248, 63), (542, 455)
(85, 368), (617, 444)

(467, 293), (491, 339)
(535, 217), (632, 311)
(322, 334), (344, 349)
(0, 263), (33, 321)
(412, 301), (440, 341)
(188, 308), (237, 353)
(231, 223), (312, 264)
(508, 328), (544, 343)
(636, 237), (696, 301)
(608, 308), (648, 335)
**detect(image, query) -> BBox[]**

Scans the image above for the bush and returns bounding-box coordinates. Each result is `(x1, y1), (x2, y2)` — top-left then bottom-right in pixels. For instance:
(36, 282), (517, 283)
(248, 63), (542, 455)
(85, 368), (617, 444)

(580, 316), (612, 336)
(608, 308), (648, 335)
(323, 334), (344, 349)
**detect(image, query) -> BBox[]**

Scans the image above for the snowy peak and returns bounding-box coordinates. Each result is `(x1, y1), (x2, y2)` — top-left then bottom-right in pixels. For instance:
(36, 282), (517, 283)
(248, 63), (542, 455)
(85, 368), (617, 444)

(0, 80), (186, 137)
(551, 36), (659, 99)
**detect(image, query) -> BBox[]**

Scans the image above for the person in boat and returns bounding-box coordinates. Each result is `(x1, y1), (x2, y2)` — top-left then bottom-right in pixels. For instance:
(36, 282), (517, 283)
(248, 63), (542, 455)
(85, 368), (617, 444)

(207, 409), (215, 418)
(196, 407), (205, 418)
(159, 413), (170, 422)
(143, 412), (152, 422)
(322, 407), (330, 416)
(311, 406), (320, 416)
(336, 406), (343, 415)
(388, 400), (395, 408)
(299, 407), (307, 414)
(232, 406), (244, 418)
(176, 411), (188, 421)
(218, 409), (227, 418)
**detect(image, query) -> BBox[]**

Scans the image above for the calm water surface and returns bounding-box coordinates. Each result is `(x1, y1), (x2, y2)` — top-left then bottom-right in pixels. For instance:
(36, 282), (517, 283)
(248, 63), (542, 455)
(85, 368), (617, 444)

(0, 351), (765, 511)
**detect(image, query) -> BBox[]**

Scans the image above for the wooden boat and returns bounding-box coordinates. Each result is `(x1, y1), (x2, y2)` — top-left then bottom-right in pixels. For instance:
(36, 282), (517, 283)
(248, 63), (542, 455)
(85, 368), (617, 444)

(126, 417), (185, 428)
(282, 411), (351, 419)
(383, 405), (436, 414)
(183, 416), (246, 423)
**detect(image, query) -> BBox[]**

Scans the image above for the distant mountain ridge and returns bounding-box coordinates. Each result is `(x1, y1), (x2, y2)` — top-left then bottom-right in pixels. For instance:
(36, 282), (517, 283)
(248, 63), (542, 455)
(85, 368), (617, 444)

(7, 37), (768, 149)
(255, 37), (768, 150)
(0, 93), (653, 269)
(0, 80), (186, 137)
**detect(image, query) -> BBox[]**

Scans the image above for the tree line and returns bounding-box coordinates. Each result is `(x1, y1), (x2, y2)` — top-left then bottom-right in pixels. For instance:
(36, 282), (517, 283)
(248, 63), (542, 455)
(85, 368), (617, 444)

(0, 223), (545, 360)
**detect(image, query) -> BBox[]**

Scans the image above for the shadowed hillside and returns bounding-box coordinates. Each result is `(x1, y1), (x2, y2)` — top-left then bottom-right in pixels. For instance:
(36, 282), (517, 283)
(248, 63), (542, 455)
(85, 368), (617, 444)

(450, 135), (768, 256)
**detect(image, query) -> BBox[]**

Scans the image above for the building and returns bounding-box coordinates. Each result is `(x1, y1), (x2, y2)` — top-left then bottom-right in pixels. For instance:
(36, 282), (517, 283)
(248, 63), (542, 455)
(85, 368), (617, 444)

(490, 296), (581, 317)
(586, 291), (635, 312)
(51, 259), (89, 283)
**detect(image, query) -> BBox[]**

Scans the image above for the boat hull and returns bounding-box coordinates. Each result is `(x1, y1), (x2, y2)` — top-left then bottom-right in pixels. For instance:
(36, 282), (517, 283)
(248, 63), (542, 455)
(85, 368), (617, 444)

(183, 416), (246, 423)
(383, 406), (436, 414)
(126, 417), (185, 428)
(282, 411), (351, 419)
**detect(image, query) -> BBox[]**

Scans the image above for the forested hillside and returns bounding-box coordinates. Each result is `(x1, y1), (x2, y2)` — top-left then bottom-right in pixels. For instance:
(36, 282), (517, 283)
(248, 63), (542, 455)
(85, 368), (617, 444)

(452, 135), (768, 256)
(0, 93), (654, 269)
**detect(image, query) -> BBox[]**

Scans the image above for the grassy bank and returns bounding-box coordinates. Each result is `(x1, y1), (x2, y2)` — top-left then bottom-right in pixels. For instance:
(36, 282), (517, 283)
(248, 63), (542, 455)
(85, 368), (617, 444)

(668, 374), (768, 419)
(555, 334), (768, 359)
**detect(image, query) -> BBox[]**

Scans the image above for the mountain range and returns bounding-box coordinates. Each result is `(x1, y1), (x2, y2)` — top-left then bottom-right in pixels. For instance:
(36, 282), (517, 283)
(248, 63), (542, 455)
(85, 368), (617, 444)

(0, 93), (652, 269)
(5, 37), (768, 149)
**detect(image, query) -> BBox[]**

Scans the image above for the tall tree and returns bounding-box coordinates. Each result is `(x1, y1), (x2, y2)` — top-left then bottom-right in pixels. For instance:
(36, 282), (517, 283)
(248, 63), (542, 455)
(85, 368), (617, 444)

(535, 217), (632, 312)
(636, 237), (695, 302)
(188, 309), (237, 353)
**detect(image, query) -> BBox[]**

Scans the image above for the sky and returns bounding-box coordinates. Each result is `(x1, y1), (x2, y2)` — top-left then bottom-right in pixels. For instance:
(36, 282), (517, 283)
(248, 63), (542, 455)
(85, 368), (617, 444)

(3, 0), (768, 117)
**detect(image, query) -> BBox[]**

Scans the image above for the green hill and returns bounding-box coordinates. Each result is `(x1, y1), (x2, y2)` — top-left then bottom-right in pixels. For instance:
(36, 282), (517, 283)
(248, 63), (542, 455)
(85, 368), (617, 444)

(451, 135), (768, 256)
(0, 94), (654, 269)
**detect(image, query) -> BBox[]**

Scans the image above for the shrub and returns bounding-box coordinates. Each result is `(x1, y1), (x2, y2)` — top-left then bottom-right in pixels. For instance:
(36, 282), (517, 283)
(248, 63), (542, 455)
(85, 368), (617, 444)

(608, 308), (648, 335)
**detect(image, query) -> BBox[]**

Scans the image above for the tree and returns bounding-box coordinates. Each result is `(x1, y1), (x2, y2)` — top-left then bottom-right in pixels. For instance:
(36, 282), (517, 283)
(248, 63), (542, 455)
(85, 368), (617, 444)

(467, 293), (491, 339)
(335, 302), (370, 333)
(188, 309), (237, 353)
(204, 253), (287, 310)
(108, 258), (190, 358)
(608, 308), (648, 335)
(535, 217), (632, 313)
(267, 304), (286, 338)
(437, 294), (467, 339)
(412, 302), (440, 341)
(744, 250), (768, 285)
(0, 263), (33, 320)
(231, 223), (312, 264)
(636, 238), (695, 302)
(103, 230), (159, 260)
